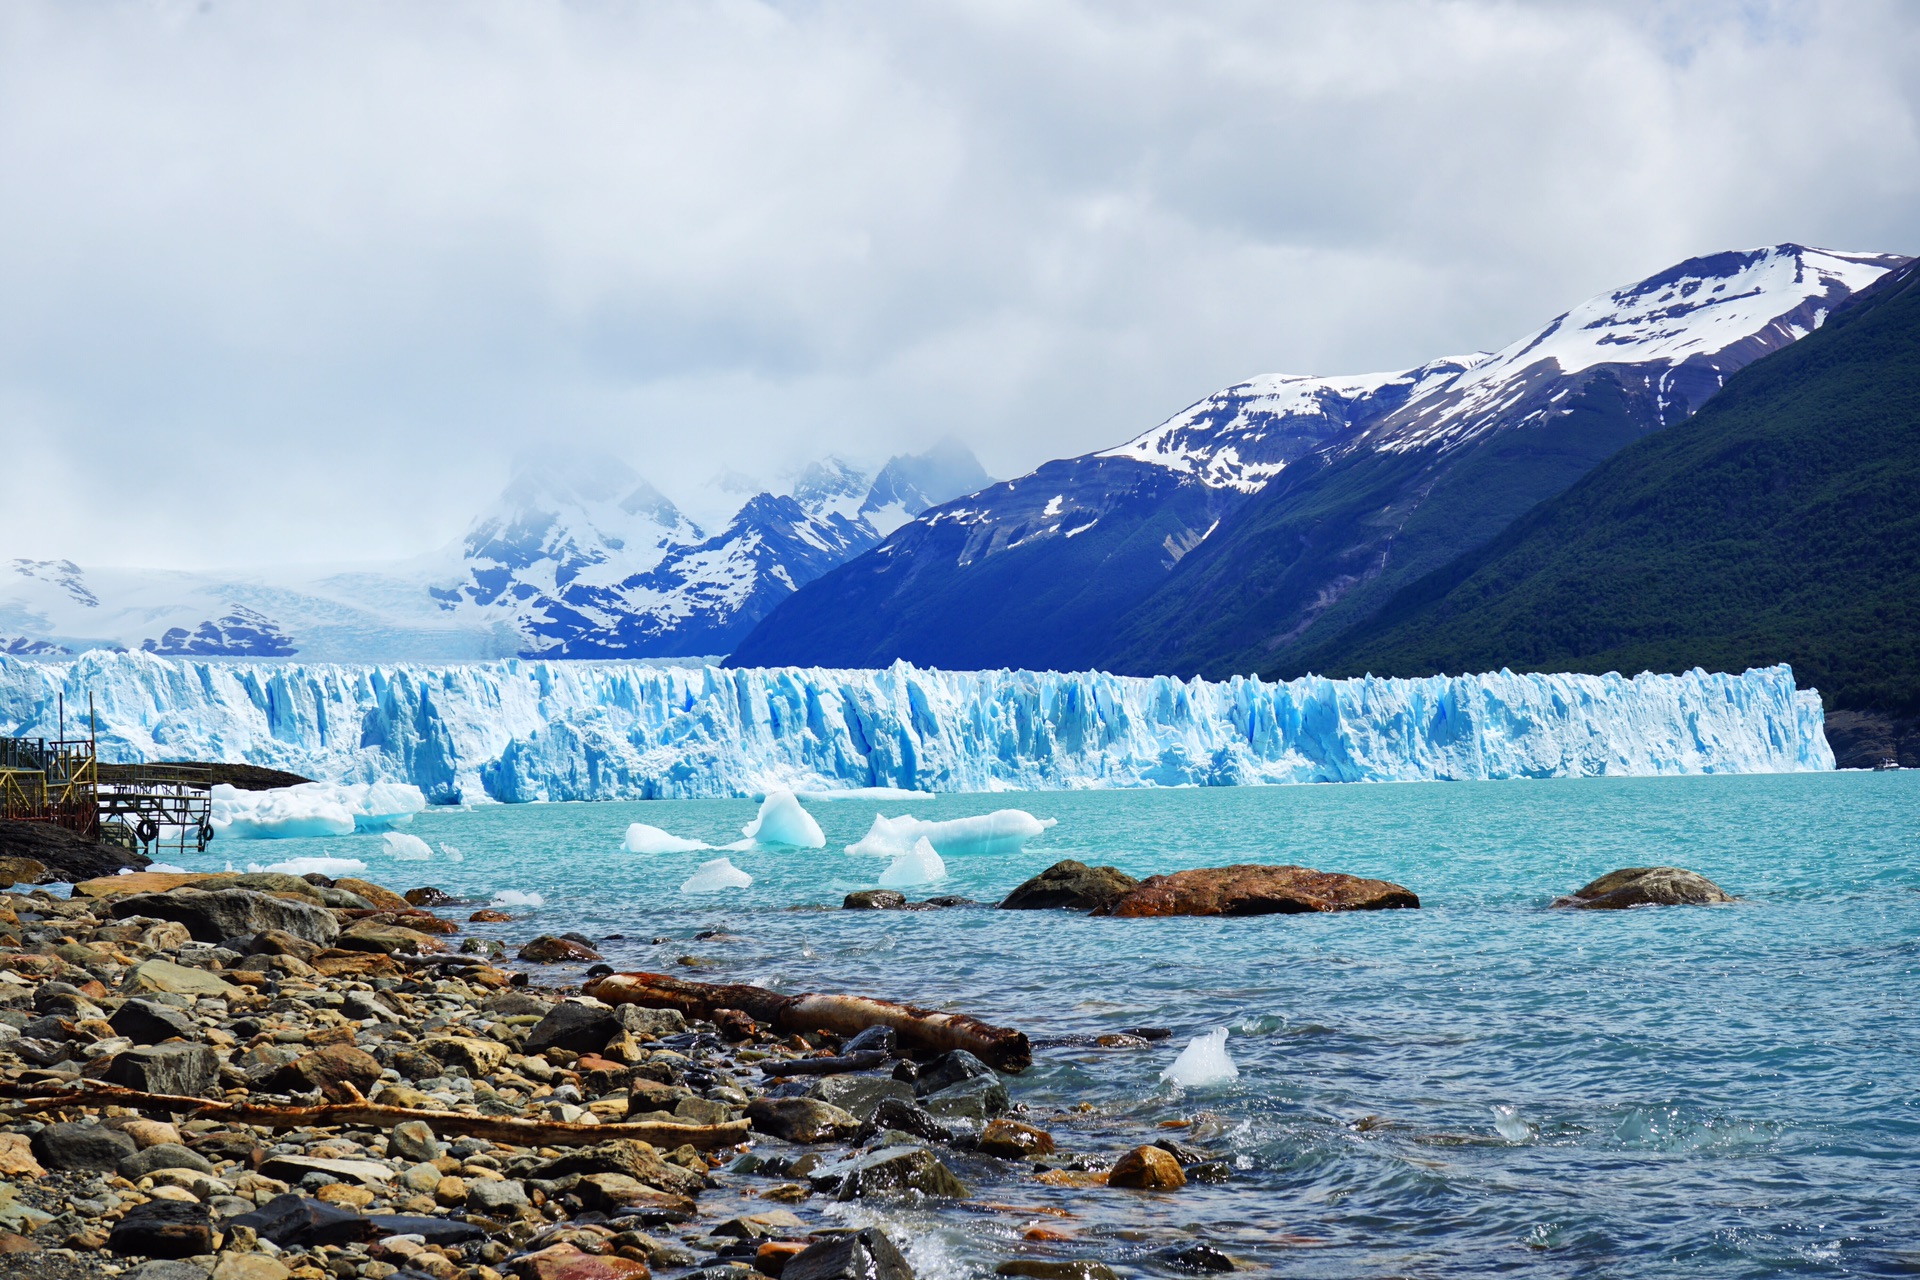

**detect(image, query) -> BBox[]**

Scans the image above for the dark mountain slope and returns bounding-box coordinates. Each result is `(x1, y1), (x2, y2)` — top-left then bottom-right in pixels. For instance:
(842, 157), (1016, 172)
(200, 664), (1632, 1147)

(1307, 258), (1920, 726)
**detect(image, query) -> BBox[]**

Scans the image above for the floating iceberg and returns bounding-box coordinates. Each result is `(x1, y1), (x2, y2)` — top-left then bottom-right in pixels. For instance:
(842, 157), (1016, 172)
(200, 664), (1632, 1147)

(682, 857), (753, 893)
(1492, 1105), (1534, 1144)
(1161, 1028), (1238, 1088)
(383, 832), (433, 861)
(847, 809), (1058, 858)
(623, 822), (709, 854)
(207, 782), (427, 840)
(877, 837), (947, 889)
(742, 790), (826, 848)
(246, 856), (368, 877)
(0, 652), (1834, 801)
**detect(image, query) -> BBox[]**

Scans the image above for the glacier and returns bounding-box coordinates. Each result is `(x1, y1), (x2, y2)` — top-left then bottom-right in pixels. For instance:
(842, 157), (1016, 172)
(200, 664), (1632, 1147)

(0, 651), (1832, 803)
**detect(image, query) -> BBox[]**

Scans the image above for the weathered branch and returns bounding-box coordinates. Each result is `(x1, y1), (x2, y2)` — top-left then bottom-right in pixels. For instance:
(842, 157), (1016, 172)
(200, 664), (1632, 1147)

(582, 972), (1032, 1072)
(0, 1080), (748, 1150)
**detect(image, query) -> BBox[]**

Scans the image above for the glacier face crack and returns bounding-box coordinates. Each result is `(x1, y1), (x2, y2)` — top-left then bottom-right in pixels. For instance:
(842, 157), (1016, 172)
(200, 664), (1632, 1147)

(0, 653), (1833, 803)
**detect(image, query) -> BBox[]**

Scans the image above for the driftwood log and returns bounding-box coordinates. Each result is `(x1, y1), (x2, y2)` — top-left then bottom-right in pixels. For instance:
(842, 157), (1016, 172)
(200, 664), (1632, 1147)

(583, 972), (1032, 1072)
(0, 1080), (748, 1150)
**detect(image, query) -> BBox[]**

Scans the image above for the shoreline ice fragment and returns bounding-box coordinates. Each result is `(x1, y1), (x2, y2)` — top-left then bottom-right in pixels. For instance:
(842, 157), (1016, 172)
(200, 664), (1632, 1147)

(490, 889), (545, 908)
(624, 822), (710, 854)
(681, 857), (753, 893)
(208, 781), (427, 840)
(846, 809), (1057, 858)
(742, 790), (826, 848)
(1161, 1028), (1238, 1088)
(383, 832), (433, 861)
(246, 856), (368, 877)
(877, 837), (947, 889)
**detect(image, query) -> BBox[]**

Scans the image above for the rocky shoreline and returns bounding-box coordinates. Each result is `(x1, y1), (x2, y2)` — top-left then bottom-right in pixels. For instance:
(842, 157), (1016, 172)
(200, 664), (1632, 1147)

(0, 869), (1245, 1280)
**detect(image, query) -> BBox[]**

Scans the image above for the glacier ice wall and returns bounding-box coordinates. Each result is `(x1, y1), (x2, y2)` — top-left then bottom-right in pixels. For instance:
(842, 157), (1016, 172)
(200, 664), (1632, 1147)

(0, 652), (1832, 802)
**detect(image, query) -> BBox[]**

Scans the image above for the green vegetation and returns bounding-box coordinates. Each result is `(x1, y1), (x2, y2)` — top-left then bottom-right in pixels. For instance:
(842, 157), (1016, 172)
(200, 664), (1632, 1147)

(1306, 261), (1920, 714)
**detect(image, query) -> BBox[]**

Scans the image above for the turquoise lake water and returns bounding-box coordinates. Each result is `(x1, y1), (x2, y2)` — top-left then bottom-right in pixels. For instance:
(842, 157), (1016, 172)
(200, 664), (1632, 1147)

(166, 771), (1918, 1277)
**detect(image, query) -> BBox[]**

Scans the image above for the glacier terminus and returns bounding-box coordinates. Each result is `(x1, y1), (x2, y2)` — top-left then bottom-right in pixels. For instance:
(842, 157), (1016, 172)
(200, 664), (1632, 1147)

(0, 652), (1832, 803)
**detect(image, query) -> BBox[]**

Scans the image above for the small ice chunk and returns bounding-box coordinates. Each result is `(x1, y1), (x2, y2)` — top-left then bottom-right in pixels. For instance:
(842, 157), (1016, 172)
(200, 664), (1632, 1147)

(742, 790), (825, 848)
(681, 856), (753, 893)
(490, 889), (545, 908)
(1492, 1105), (1533, 1143)
(1160, 1028), (1238, 1088)
(877, 837), (947, 889)
(845, 809), (1057, 858)
(383, 832), (433, 861)
(245, 856), (368, 877)
(624, 822), (710, 854)
(142, 862), (190, 874)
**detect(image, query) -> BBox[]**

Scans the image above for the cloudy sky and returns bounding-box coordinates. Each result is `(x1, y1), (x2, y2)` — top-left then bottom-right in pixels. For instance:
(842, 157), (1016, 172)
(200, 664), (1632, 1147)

(2, 0), (1916, 567)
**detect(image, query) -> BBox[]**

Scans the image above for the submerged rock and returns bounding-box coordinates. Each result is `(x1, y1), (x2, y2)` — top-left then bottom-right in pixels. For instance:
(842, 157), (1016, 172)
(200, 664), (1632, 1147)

(999, 860), (1140, 912)
(1551, 867), (1736, 909)
(783, 1228), (914, 1280)
(807, 1145), (969, 1200)
(1101, 864), (1419, 917)
(519, 934), (602, 963)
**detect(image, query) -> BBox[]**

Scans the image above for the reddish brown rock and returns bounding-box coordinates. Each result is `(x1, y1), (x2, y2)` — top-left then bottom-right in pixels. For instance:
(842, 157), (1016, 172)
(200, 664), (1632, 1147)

(332, 877), (411, 910)
(509, 1243), (651, 1280)
(1106, 1144), (1186, 1190)
(262, 1043), (383, 1102)
(470, 908), (513, 922)
(1551, 867), (1735, 910)
(1101, 864), (1418, 917)
(519, 935), (602, 963)
(979, 1119), (1055, 1159)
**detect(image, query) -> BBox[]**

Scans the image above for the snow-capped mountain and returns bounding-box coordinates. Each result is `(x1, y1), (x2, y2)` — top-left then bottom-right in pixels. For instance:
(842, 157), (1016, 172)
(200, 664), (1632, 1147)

(730, 244), (1909, 675)
(0, 443), (993, 663)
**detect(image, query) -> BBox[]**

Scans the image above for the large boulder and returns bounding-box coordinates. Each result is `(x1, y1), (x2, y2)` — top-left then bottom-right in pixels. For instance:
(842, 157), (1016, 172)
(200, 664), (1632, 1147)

(784, 1228), (914, 1280)
(107, 1044), (220, 1096)
(109, 999), (198, 1044)
(1000, 861), (1140, 912)
(108, 1200), (213, 1258)
(32, 1121), (137, 1171)
(122, 958), (242, 998)
(523, 1000), (619, 1055)
(1100, 864), (1418, 917)
(260, 1044), (383, 1102)
(747, 1097), (863, 1144)
(807, 1145), (968, 1200)
(110, 888), (340, 945)
(1552, 867), (1735, 910)
(803, 1075), (915, 1123)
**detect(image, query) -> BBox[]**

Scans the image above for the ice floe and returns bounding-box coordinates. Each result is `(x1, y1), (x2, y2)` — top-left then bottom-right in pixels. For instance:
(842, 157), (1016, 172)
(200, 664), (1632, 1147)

(1161, 1028), (1239, 1088)
(877, 837), (947, 889)
(490, 889), (545, 908)
(208, 781), (427, 840)
(383, 832), (433, 861)
(623, 822), (710, 854)
(681, 857), (753, 893)
(245, 856), (368, 877)
(741, 789), (825, 848)
(846, 809), (1057, 858)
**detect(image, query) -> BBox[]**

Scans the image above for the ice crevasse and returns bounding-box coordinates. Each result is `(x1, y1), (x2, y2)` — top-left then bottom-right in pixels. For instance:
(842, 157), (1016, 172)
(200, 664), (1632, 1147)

(0, 651), (1834, 803)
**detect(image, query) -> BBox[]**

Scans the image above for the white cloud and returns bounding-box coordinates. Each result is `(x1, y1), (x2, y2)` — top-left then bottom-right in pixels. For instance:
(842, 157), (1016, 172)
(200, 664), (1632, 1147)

(0, 0), (1915, 567)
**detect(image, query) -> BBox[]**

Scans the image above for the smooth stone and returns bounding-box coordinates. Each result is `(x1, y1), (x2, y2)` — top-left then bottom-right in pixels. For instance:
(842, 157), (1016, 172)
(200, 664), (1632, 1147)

(1107, 1145), (1186, 1190)
(109, 888), (341, 945)
(807, 1145), (968, 1200)
(121, 959), (241, 999)
(510, 1243), (650, 1280)
(979, 1118), (1055, 1158)
(228, 1194), (378, 1248)
(388, 1120), (443, 1163)
(211, 1254), (292, 1280)
(913, 1049), (997, 1097)
(1101, 864), (1419, 917)
(747, 1097), (863, 1144)
(258, 1154), (397, 1188)
(842, 890), (907, 910)
(1551, 866), (1736, 909)
(995, 1264), (1118, 1280)
(783, 1228), (914, 1280)
(524, 1001), (619, 1055)
(123, 1263), (214, 1280)
(998, 860), (1141, 912)
(110, 998), (199, 1045)
(612, 1004), (686, 1038)
(31, 1120), (138, 1171)
(119, 1143), (215, 1179)
(465, 1177), (528, 1216)
(518, 935), (602, 963)
(1162, 1243), (1237, 1272)
(803, 1074), (914, 1123)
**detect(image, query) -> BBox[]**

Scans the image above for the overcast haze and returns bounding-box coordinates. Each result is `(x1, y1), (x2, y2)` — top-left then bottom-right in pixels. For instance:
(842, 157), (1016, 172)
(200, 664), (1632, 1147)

(2, 0), (1916, 568)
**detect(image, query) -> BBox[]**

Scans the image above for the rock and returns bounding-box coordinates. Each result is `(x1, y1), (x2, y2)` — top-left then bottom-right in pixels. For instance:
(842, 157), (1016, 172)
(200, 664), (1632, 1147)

(388, 1120), (442, 1163)
(714, 1209), (805, 1240)
(1551, 867), (1736, 910)
(109, 998), (199, 1044)
(508, 1243), (651, 1280)
(31, 1120), (138, 1171)
(1101, 864), (1419, 917)
(314, 1184), (375, 1210)
(0, 1134), (43, 1177)
(119, 1143), (215, 1179)
(747, 1097), (863, 1144)
(842, 890), (907, 910)
(807, 1146), (968, 1200)
(995, 1264), (1117, 1280)
(999, 860), (1141, 912)
(74, 871), (230, 898)
(404, 886), (455, 906)
(920, 1073), (1010, 1121)
(122, 959), (241, 999)
(108, 1042), (220, 1096)
(1107, 1145), (1186, 1190)
(333, 878), (411, 910)
(613, 1004), (686, 1038)
(573, 1173), (695, 1217)
(519, 935), (602, 963)
(336, 921), (443, 955)
(913, 1049), (997, 1096)
(865, 1097), (958, 1145)
(123, 1264), (213, 1280)
(363, 1213), (484, 1246)
(244, 929), (322, 961)
(783, 1228), (913, 1280)
(530, 1141), (705, 1198)
(120, 1119), (182, 1148)
(110, 888), (341, 945)
(258, 1154), (398, 1188)
(1162, 1243), (1236, 1272)
(803, 1074), (915, 1123)
(483, 990), (556, 1017)
(469, 909), (513, 922)
(423, 1035), (509, 1076)
(399, 1161), (444, 1194)
(0, 858), (46, 889)
(108, 1199), (213, 1258)
(228, 1194), (377, 1248)
(260, 1043), (382, 1102)
(524, 1000), (619, 1054)
(842, 1025), (898, 1055)
(979, 1119), (1055, 1158)
(212, 1255), (292, 1280)
(466, 1177), (529, 1217)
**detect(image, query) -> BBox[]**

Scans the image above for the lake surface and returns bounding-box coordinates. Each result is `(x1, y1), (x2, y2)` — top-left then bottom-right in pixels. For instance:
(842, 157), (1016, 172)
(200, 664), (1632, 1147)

(172, 771), (1920, 1278)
